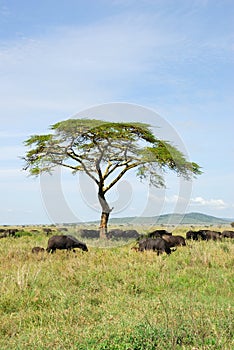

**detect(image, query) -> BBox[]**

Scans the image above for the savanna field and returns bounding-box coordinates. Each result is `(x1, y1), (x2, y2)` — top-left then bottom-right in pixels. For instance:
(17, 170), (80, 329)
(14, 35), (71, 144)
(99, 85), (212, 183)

(0, 225), (233, 349)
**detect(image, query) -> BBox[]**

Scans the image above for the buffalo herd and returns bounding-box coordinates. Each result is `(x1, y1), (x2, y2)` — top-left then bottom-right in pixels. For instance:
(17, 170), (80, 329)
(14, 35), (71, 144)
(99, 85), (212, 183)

(1, 226), (233, 256)
(79, 228), (140, 240)
(132, 228), (234, 255)
(185, 229), (234, 241)
(0, 228), (18, 238)
(133, 229), (186, 255)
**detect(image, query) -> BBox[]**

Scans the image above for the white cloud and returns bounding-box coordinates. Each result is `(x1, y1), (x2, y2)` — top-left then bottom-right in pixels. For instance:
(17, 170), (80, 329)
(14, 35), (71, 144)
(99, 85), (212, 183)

(190, 196), (228, 209)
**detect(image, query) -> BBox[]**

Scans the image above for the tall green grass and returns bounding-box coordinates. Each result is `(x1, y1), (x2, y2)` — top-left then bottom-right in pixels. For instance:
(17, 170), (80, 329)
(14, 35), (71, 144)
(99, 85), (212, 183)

(0, 229), (233, 349)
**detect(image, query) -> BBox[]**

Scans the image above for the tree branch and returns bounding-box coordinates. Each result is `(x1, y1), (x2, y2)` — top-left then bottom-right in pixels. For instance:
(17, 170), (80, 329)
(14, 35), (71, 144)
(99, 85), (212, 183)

(103, 159), (136, 180)
(66, 148), (99, 184)
(103, 162), (139, 193)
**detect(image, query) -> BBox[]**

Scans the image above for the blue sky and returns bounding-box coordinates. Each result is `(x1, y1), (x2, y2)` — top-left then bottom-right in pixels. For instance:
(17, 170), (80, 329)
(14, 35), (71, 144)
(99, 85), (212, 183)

(0, 0), (233, 224)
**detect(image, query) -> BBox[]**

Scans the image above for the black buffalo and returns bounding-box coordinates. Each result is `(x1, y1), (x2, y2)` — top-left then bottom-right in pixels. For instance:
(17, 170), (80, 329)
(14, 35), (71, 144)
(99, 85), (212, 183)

(205, 230), (222, 241)
(8, 229), (18, 237)
(57, 227), (68, 232)
(0, 231), (8, 239)
(222, 230), (234, 239)
(43, 228), (53, 235)
(148, 229), (172, 238)
(80, 229), (99, 239)
(138, 238), (172, 255)
(32, 246), (45, 254)
(186, 229), (221, 241)
(197, 229), (221, 241)
(0, 228), (18, 238)
(46, 235), (88, 253)
(107, 229), (140, 240)
(186, 230), (207, 241)
(162, 235), (186, 247)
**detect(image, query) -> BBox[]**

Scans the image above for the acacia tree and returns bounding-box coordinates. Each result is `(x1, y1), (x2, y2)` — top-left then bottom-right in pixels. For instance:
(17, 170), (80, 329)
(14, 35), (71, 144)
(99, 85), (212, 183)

(23, 119), (201, 238)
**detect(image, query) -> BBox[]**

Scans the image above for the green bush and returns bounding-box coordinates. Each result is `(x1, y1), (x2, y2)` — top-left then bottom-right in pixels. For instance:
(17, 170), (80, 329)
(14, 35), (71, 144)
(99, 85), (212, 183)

(15, 230), (33, 237)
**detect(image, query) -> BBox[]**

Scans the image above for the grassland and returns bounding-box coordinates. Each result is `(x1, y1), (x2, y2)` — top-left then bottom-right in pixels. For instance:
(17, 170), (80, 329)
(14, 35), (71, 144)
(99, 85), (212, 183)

(0, 225), (233, 349)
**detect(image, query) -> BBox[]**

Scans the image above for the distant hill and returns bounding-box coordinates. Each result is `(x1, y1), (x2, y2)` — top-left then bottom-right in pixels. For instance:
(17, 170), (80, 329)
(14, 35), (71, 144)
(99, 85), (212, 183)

(103, 212), (232, 225)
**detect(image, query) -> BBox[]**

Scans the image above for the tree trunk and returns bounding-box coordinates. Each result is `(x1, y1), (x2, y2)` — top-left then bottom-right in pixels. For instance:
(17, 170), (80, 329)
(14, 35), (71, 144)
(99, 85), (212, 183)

(99, 211), (110, 239)
(98, 189), (113, 239)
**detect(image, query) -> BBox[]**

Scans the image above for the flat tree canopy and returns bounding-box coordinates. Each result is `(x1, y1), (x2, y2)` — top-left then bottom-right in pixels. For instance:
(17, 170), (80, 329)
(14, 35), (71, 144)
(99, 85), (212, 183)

(23, 119), (201, 237)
